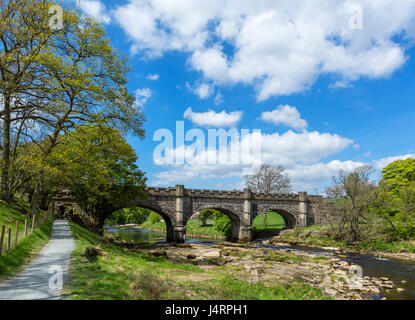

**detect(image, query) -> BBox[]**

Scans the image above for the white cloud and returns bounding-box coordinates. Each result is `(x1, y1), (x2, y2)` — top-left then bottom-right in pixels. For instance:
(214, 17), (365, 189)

(260, 130), (353, 166)
(183, 107), (243, 127)
(260, 105), (308, 129)
(185, 81), (215, 99)
(287, 160), (366, 192)
(146, 74), (160, 81)
(195, 83), (214, 99)
(214, 91), (224, 105)
(152, 128), (355, 190)
(112, 0), (415, 101)
(373, 154), (415, 170)
(134, 88), (152, 109)
(79, 0), (111, 24)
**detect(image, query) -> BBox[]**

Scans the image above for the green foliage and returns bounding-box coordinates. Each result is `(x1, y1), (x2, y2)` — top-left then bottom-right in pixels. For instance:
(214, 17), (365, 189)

(149, 212), (162, 224)
(48, 125), (147, 232)
(0, 1), (145, 211)
(213, 211), (232, 236)
(199, 209), (214, 226)
(371, 181), (415, 240)
(108, 208), (150, 225)
(380, 159), (415, 196)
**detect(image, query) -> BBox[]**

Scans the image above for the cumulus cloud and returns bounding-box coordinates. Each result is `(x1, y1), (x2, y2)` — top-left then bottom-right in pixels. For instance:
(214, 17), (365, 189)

(183, 107), (243, 127)
(260, 105), (308, 129)
(134, 88), (152, 109)
(151, 127), (355, 190)
(112, 0), (415, 100)
(373, 154), (415, 170)
(79, 0), (111, 24)
(287, 160), (366, 192)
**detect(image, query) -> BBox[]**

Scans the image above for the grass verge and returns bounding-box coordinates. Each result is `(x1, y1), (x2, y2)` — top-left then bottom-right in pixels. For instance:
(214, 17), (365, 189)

(65, 221), (329, 300)
(0, 214), (54, 280)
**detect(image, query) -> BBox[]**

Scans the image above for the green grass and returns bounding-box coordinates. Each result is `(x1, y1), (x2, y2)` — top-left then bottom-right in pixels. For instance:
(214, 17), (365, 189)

(184, 278), (327, 300)
(253, 212), (286, 230)
(0, 214), (54, 280)
(0, 199), (48, 251)
(139, 218), (226, 238)
(65, 221), (329, 300)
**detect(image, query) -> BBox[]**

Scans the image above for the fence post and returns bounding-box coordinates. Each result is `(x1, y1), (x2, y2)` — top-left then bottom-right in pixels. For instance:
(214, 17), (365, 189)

(7, 227), (11, 250)
(31, 214), (35, 233)
(0, 225), (5, 256)
(24, 219), (28, 237)
(15, 221), (19, 246)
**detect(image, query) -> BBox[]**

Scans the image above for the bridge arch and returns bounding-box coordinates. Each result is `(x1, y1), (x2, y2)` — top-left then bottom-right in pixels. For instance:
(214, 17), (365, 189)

(187, 205), (241, 241)
(130, 201), (176, 241)
(253, 208), (297, 229)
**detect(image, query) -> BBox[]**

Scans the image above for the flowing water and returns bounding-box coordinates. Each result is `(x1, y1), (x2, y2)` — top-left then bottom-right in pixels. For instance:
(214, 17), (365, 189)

(106, 226), (415, 300)
(256, 242), (415, 300)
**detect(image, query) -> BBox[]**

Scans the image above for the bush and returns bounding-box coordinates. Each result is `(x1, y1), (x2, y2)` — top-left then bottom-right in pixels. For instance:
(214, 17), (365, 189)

(149, 212), (161, 224)
(213, 211), (232, 236)
(130, 270), (169, 300)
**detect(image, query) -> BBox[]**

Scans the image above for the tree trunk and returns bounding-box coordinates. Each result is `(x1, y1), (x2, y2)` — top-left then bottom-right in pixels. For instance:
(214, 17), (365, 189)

(30, 183), (41, 217)
(1, 94), (11, 202)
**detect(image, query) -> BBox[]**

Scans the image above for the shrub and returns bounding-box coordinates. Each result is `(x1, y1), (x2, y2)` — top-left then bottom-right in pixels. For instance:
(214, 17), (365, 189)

(149, 212), (161, 224)
(213, 211), (232, 236)
(130, 270), (168, 300)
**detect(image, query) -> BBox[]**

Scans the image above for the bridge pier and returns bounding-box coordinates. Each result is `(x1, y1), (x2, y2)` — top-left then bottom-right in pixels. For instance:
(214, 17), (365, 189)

(238, 226), (253, 242)
(298, 192), (309, 227)
(239, 188), (254, 242)
(173, 226), (187, 243)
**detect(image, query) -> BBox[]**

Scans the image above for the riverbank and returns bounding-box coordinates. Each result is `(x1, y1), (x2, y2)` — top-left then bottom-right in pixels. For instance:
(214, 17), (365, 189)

(63, 221), (403, 300)
(271, 227), (415, 263)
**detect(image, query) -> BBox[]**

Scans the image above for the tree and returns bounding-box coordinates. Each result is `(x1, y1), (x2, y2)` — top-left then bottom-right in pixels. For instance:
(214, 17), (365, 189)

(0, 1), (145, 211)
(380, 158), (415, 196)
(0, 0), (58, 202)
(372, 182), (415, 240)
(324, 165), (376, 243)
(149, 212), (161, 224)
(244, 164), (291, 227)
(47, 125), (147, 235)
(199, 209), (214, 227)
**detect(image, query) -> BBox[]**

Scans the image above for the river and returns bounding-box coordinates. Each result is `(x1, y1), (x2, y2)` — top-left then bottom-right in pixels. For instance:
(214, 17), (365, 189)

(105, 226), (415, 300)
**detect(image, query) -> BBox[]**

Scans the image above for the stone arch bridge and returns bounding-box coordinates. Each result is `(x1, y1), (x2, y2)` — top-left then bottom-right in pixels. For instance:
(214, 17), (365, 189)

(52, 185), (331, 243)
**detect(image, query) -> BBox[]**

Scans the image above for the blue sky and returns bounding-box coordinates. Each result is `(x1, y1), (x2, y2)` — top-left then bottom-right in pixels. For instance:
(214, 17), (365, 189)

(75, 0), (415, 193)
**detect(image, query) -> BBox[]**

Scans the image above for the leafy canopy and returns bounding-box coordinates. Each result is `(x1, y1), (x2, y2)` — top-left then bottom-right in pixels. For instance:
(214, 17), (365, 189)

(49, 125), (146, 226)
(380, 159), (415, 196)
